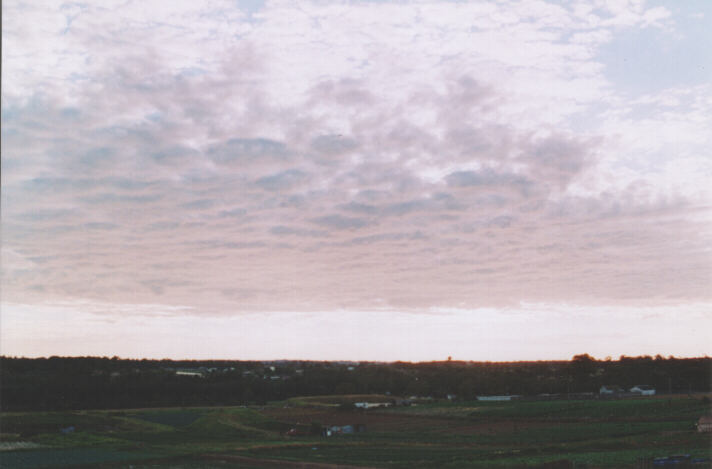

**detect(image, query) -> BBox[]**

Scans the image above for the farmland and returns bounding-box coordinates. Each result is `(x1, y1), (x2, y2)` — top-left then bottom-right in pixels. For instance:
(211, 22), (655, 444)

(1, 395), (710, 468)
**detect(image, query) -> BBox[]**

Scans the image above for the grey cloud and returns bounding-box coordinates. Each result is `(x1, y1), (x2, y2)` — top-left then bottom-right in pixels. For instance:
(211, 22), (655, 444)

(90, 125), (155, 143)
(6, 221), (119, 235)
(20, 177), (155, 193)
(141, 278), (197, 296)
(15, 208), (77, 221)
(308, 78), (375, 108)
(342, 164), (424, 194)
(82, 222), (119, 230)
(181, 199), (215, 210)
(347, 231), (427, 246)
(209, 138), (287, 164)
(145, 282), (165, 295)
(222, 241), (267, 249)
(20, 177), (97, 193)
(311, 134), (358, 154)
(146, 221), (181, 231)
(79, 147), (115, 167)
(471, 268), (497, 275)
(530, 137), (589, 173)
(191, 240), (267, 250)
(457, 214), (517, 233)
(101, 177), (157, 191)
(275, 194), (308, 208)
(270, 225), (327, 237)
(310, 214), (369, 230)
(381, 193), (465, 217)
(255, 169), (308, 191)
(519, 134), (599, 188)
(475, 194), (509, 207)
(445, 124), (515, 162)
(446, 168), (531, 191)
(338, 201), (378, 214)
(220, 288), (258, 299)
(381, 200), (428, 216)
(60, 107), (81, 119)
(354, 190), (391, 202)
(27, 256), (59, 264)
(80, 193), (163, 204)
(450, 76), (496, 110)
(487, 215), (515, 228)
(218, 208), (247, 218)
(151, 145), (201, 162)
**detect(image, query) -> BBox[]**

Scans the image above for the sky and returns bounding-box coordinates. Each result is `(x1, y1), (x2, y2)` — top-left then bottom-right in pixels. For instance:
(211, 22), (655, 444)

(1, 0), (711, 361)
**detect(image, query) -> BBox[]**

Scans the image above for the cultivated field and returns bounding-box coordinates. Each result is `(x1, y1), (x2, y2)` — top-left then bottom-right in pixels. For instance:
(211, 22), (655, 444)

(1, 395), (710, 468)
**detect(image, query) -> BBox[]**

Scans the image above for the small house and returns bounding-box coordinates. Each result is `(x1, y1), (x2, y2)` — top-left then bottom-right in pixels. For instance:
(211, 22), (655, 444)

(599, 385), (624, 396)
(629, 385), (656, 396)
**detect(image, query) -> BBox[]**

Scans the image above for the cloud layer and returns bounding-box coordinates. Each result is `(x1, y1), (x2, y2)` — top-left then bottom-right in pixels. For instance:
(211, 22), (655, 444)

(2, 0), (711, 357)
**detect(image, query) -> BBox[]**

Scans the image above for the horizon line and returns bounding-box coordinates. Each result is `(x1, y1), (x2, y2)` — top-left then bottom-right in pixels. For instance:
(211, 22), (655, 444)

(3, 353), (710, 363)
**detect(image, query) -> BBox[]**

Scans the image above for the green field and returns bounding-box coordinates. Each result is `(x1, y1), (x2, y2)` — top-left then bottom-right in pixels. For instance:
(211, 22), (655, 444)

(1, 396), (710, 468)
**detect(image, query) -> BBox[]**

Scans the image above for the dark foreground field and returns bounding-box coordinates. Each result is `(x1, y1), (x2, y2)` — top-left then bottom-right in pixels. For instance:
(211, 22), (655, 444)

(1, 395), (710, 468)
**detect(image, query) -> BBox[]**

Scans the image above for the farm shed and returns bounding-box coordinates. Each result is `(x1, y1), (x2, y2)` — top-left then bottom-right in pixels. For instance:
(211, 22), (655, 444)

(175, 369), (206, 378)
(354, 402), (391, 409)
(327, 424), (366, 436)
(697, 415), (712, 433)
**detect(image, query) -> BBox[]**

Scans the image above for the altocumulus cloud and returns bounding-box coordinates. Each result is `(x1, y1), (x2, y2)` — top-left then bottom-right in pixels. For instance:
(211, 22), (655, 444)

(1, 0), (711, 360)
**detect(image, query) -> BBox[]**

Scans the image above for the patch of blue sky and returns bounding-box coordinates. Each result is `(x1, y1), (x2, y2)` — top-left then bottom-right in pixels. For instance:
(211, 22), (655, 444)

(59, 2), (85, 34)
(21, 177), (96, 193)
(91, 125), (154, 141)
(562, 102), (611, 133)
(60, 107), (81, 119)
(15, 208), (77, 221)
(599, 1), (711, 96)
(80, 147), (114, 167)
(177, 67), (208, 78)
(236, 0), (265, 21)
(1, 103), (50, 130)
(1, 106), (19, 121)
(68, 72), (91, 83)
(145, 111), (162, 123)
(0, 125), (19, 138)
(102, 177), (155, 191)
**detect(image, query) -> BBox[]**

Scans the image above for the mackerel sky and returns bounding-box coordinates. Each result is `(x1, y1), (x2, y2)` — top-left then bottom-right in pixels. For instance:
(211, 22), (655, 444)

(2, 0), (710, 361)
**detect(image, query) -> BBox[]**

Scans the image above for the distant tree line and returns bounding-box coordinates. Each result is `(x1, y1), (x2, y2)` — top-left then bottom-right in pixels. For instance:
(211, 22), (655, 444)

(0, 354), (709, 411)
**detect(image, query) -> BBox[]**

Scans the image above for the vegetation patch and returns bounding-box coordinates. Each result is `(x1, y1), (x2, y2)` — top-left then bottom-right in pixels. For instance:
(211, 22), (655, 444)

(0, 448), (158, 469)
(132, 410), (203, 428)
